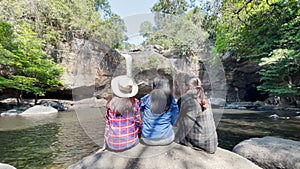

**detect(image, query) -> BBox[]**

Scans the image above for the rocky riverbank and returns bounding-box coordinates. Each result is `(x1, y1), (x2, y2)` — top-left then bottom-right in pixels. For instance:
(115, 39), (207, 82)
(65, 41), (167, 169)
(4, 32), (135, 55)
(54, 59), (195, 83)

(0, 97), (108, 116)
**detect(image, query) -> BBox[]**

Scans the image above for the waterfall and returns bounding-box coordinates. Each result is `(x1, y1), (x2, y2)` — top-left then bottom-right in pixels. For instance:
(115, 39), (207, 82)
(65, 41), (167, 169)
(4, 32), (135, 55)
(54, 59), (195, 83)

(122, 54), (133, 78)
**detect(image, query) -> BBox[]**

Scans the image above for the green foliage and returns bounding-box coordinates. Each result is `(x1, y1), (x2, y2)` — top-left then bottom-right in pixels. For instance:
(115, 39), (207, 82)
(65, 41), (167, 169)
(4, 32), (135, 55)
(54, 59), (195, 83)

(214, 0), (300, 97)
(215, 0), (299, 58)
(97, 13), (127, 48)
(0, 0), (127, 102)
(258, 49), (299, 96)
(0, 21), (64, 102)
(142, 8), (208, 61)
(149, 55), (160, 67)
(139, 21), (155, 38)
(0, 0), (126, 51)
(152, 0), (190, 15)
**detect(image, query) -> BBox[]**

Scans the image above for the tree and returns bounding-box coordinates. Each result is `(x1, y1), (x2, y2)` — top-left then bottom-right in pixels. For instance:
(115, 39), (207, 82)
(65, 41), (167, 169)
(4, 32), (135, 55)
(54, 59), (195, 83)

(0, 21), (64, 104)
(0, 0), (127, 57)
(257, 15), (300, 98)
(151, 0), (191, 15)
(215, 0), (300, 99)
(0, 0), (127, 103)
(139, 21), (155, 38)
(141, 7), (208, 61)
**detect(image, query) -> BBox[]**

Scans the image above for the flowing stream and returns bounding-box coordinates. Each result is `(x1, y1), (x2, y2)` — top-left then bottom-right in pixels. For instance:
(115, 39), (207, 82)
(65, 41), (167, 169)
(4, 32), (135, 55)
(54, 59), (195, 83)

(0, 108), (299, 169)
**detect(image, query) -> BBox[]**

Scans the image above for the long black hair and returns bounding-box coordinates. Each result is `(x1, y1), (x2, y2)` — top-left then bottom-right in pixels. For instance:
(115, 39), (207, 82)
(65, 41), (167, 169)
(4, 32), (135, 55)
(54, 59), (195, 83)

(150, 76), (172, 114)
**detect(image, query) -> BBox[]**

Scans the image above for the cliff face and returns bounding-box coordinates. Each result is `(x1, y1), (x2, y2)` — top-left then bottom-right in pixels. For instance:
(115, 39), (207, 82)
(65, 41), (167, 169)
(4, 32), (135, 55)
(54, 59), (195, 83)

(58, 42), (220, 101)
(56, 38), (265, 103)
(222, 55), (268, 102)
(56, 37), (122, 100)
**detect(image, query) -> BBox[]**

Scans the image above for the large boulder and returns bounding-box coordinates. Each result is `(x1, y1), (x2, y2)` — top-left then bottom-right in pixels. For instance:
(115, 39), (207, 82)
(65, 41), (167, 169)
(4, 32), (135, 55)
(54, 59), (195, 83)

(233, 136), (300, 169)
(20, 105), (58, 115)
(67, 143), (261, 169)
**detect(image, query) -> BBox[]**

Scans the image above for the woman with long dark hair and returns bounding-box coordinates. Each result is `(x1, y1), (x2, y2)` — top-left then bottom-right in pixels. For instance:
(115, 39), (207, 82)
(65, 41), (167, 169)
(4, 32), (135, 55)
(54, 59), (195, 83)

(140, 76), (179, 146)
(175, 76), (218, 154)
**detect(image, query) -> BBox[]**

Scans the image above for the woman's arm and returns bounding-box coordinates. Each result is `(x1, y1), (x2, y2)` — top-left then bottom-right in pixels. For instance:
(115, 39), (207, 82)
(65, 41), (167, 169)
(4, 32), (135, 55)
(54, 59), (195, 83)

(170, 96), (179, 125)
(134, 99), (142, 131)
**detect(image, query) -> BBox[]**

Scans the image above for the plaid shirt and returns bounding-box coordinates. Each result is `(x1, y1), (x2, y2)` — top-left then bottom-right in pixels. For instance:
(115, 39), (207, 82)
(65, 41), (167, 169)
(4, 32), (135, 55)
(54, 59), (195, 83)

(175, 93), (218, 154)
(104, 98), (142, 151)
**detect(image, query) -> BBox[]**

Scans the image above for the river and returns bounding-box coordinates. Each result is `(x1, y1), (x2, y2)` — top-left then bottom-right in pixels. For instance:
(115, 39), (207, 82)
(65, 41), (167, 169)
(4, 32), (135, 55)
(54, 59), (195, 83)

(0, 108), (299, 169)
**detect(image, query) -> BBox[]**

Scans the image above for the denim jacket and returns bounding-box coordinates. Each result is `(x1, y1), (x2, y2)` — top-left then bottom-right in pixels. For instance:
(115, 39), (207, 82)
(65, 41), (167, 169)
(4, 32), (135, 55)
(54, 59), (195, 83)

(140, 94), (179, 140)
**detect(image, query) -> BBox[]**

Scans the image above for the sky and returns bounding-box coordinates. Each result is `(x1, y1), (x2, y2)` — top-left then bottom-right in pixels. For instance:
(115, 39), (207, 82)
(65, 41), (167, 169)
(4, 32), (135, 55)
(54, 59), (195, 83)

(108, 0), (156, 17)
(108, 0), (158, 45)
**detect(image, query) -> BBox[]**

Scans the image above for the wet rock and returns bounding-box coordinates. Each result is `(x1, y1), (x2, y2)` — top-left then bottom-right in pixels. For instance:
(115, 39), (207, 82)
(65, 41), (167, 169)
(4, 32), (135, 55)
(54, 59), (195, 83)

(238, 106), (247, 110)
(0, 109), (24, 116)
(256, 105), (275, 111)
(40, 100), (65, 111)
(225, 102), (254, 109)
(233, 136), (300, 169)
(268, 114), (280, 119)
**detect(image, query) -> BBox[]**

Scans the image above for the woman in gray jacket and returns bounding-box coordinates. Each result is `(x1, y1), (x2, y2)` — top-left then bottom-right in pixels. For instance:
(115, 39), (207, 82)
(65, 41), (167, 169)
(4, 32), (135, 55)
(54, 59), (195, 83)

(175, 76), (218, 154)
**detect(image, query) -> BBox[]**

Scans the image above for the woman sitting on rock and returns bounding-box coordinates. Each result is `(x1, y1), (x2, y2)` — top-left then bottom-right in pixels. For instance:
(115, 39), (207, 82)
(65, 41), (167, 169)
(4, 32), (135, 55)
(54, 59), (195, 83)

(175, 76), (218, 154)
(100, 75), (142, 152)
(140, 76), (179, 146)
(97, 54), (142, 152)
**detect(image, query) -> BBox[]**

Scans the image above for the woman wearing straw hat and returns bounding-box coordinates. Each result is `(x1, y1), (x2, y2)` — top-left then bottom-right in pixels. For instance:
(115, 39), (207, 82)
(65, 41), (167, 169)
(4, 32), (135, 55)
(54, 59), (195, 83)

(140, 76), (179, 146)
(97, 54), (142, 152)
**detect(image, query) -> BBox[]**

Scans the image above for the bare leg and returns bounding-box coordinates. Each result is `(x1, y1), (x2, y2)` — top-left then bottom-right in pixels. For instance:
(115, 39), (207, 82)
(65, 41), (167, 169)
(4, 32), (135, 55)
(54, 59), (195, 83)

(96, 140), (106, 154)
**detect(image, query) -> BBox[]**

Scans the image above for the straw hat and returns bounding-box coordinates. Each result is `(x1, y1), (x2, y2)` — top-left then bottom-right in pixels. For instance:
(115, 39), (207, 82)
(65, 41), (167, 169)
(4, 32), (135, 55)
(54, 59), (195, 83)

(111, 75), (138, 98)
(110, 53), (138, 98)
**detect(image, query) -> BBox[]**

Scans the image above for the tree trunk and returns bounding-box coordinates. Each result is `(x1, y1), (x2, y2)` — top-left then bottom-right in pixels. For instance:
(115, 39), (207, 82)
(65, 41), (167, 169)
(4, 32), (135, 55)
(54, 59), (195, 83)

(19, 90), (24, 105)
(35, 95), (38, 105)
(16, 96), (20, 106)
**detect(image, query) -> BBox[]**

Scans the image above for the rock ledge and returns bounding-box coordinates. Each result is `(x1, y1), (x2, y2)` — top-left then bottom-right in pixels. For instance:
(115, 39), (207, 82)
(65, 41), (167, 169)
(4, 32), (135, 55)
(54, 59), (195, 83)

(68, 143), (261, 169)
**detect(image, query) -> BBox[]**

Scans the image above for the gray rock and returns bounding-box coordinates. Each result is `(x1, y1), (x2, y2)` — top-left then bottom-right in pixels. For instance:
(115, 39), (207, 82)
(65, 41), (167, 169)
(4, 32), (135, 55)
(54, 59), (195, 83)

(238, 106), (247, 110)
(210, 98), (226, 107)
(0, 163), (16, 169)
(68, 143), (261, 169)
(40, 100), (65, 111)
(20, 105), (58, 115)
(224, 104), (240, 109)
(233, 136), (300, 169)
(153, 44), (164, 51)
(256, 105), (275, 111)
(269, 114), (280, 119)
(0, 109), (24, 116)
